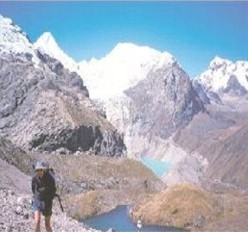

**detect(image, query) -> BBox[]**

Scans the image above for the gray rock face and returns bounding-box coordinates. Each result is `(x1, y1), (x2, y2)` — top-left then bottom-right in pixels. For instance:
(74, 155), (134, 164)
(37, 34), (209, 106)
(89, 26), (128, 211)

(222, 75), (247, 96)
(0, 51), (125, 156)
(192, 79), (222, 105)
(192, 80), (211, 105)
(125, 63), (204, 139)
(29, 125), (124, 155)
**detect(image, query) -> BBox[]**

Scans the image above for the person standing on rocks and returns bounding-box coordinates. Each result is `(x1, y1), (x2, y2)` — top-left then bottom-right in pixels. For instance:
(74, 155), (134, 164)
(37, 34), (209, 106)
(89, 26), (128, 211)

(32, 161), (56, 232)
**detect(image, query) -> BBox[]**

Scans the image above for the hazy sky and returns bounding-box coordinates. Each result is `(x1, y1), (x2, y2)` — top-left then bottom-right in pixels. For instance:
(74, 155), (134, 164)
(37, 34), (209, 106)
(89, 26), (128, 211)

(0, 2), (248, 77)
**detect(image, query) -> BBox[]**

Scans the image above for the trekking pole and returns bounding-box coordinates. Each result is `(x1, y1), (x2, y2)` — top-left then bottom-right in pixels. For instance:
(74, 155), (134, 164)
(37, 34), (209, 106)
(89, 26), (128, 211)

(54, 194), (64, 212)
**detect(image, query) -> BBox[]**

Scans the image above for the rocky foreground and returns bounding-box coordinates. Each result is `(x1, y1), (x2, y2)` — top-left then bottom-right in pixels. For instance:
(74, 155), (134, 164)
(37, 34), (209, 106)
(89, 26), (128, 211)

(0, 158), (99, 232)
(0, 188), (100, 232)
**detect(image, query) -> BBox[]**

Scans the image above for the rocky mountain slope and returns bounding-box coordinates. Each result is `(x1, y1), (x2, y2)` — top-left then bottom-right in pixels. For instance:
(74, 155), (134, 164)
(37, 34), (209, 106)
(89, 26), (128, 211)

(0, 15), (125, 156)
(173, 109), (248, 189)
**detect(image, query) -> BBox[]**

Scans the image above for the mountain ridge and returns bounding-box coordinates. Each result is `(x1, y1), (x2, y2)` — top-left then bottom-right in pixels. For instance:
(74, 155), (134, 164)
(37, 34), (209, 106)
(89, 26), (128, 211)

(32, 29), (248, 104)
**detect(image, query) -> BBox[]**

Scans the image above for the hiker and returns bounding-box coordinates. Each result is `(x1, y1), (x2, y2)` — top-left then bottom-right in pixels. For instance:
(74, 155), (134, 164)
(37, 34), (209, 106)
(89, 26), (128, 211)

(32, 161), (56, 232)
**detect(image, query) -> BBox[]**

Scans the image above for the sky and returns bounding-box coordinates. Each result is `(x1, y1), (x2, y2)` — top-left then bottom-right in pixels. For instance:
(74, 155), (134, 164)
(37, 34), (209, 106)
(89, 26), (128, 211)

(0, 2), (248, 77)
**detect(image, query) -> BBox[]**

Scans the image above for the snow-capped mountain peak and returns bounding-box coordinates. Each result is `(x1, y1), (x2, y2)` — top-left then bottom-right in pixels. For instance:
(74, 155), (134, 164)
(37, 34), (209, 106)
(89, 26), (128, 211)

(79, 42), (177, 100)
(0, 15), (39, 65)
(34, 32), (78, 72)
(35, 32), (58, 49)
(196, 56), (248, 93)
(209, 56), (232, 70)
(107, 42), (175, 65)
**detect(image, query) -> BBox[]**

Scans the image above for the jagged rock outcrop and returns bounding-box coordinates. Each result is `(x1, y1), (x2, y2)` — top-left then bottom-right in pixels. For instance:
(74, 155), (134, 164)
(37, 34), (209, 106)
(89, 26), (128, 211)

(223, 75), (247, 96)
(0, 15), (125, 156)
(125, 64), (204, 139)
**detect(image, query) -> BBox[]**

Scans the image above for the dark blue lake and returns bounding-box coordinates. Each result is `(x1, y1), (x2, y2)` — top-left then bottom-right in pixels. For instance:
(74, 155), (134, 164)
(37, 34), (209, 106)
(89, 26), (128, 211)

(83, 205), (183, 232)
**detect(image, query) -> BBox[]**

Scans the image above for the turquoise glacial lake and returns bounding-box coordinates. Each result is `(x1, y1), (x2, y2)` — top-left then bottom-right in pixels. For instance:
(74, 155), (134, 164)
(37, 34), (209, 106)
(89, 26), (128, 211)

(141, 157), (172, 177)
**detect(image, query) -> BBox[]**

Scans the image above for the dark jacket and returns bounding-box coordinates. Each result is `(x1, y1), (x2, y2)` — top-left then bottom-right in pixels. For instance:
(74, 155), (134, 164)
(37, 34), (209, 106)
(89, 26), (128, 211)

(32, 171), (56, 201)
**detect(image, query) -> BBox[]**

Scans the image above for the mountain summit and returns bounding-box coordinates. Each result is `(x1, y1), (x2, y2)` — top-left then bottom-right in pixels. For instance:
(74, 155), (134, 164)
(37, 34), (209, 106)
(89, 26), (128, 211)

(34, 32), (78, 72)
(79, 42), (177, 100)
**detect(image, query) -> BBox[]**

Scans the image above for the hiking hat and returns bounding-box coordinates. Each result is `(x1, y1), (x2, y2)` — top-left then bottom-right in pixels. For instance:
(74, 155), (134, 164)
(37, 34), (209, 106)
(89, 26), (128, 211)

(35, 161), (47, 170)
